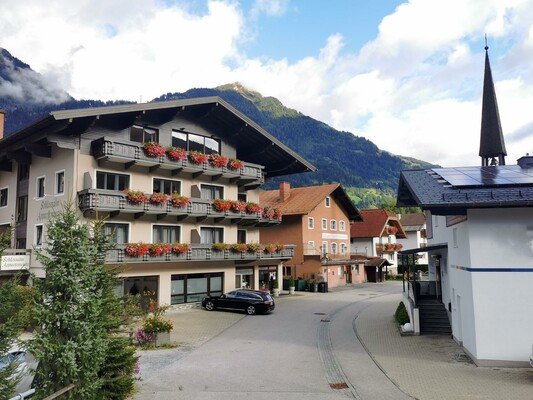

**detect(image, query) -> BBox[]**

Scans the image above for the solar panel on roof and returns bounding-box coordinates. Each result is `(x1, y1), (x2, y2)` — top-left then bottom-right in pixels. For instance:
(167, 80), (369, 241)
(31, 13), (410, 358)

(431, 165), (533, 187)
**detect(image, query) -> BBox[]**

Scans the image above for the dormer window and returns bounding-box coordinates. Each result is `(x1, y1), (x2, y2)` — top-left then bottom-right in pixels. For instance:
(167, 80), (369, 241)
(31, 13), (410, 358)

(325, 196), (331, 208)
(131, 125), (158, 144)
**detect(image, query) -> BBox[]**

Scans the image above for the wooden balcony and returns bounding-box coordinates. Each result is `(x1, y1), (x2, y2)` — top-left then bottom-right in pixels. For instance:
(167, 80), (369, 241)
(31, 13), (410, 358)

(104, 244), (295, 264)
(78, 189), (281, 226)
(91, 138), (264, 187)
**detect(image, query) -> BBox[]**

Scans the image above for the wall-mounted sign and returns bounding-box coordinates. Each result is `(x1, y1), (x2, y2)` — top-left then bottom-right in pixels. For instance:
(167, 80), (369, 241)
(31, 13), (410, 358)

(1, 255), (30, 271)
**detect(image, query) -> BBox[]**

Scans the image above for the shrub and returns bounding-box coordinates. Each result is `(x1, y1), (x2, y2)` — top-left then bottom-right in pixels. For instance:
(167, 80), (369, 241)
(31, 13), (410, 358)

(394, 302), (410, 325)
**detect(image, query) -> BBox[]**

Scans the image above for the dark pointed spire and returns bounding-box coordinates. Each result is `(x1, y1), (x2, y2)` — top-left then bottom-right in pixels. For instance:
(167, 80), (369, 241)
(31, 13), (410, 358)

(479, 39), (507, 166)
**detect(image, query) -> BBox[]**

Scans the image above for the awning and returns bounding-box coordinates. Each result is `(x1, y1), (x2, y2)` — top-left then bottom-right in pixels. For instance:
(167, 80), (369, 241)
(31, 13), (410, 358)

(398, 243), (448, 255)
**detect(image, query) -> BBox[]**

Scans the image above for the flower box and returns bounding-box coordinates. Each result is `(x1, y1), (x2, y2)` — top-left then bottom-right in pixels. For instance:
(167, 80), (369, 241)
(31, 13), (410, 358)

(125, 242), (150, 257)
(171, 194), (190, 208)
(263, 243), (277, 254)
(230, 243), (248, 253)
(247, 242), (261, 253)
(143, 142), (166, 158)
(208, 153), (229, 168)
(166, 147), (187, 161)
(189, 151), (209, 164)
(124, 189), (149, 205)
(228, 158), (245, 170)
(172, 243), (190, 255)
(149, 242), (172, 257)
(212, 199), (232, 212)
(245, 202), (261, 214)
(262, 206), (275, 219)
(230, 200), (247, 213)
(212, 242), (229, 252)
(150, 192), (169, 205)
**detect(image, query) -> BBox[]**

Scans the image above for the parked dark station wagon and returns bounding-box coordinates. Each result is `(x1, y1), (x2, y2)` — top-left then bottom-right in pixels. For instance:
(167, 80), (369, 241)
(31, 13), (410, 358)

(202, 289), (275, 315)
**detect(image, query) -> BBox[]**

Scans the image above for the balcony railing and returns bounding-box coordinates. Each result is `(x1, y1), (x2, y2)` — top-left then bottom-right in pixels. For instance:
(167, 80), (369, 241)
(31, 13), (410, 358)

(91, 138), (264, 185)
(78, 189), (281, 226)
(376, 243), (403, 253)
(104, 243), (295, 264)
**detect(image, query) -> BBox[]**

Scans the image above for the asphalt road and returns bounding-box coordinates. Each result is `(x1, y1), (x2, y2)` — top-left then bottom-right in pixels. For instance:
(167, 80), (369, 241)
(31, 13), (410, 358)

(132, 283), (413, 400)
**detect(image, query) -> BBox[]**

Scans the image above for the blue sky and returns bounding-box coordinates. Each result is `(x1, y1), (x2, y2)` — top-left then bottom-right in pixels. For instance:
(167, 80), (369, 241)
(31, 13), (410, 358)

(0, 0), (532, 167)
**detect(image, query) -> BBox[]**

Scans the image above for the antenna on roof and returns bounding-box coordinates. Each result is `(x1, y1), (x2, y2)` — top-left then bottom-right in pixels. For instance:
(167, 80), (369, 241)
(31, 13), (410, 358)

(484, 33), (488, 51)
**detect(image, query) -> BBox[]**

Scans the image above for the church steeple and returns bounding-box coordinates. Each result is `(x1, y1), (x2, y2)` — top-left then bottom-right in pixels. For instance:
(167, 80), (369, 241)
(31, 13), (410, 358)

(479, 41), (507, 166)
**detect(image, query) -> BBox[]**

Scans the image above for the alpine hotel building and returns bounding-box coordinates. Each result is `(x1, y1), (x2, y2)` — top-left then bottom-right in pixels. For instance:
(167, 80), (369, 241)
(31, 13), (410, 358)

(0, 97), (315, 305)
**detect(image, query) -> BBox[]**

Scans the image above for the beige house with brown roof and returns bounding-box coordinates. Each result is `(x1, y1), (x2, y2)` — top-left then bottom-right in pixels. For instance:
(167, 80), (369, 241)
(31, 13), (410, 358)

(260, 182), (363, 289)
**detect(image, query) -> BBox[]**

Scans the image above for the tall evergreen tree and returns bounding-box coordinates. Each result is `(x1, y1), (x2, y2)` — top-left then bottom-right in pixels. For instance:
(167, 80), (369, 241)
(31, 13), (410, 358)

(30, 202), (136, 399)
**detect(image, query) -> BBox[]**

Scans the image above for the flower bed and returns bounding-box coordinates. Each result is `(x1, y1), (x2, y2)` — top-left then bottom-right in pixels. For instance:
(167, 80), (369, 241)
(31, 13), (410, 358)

(143, 142), (166, 157)
(124, 189), (149, 205)
(166, 146), (187, 161)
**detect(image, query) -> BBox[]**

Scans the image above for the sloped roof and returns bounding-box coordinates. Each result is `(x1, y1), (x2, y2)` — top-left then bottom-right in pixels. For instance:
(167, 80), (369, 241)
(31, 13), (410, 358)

(398, 213), (426, 229)
(259, 183), (361, 221)
(0, 97), (316, 178)
(350, 209), (407, 239)
(396, 164), (533, 215)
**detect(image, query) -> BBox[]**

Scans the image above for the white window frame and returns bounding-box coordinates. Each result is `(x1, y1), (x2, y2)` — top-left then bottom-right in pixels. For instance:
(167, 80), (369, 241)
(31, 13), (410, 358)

(36, 176), (45, 199)
(321, 241), (328, 255)
(102, 222), (130, 244)
(331, 242), (338, 254)
(55, 170), (65, 195)
(330, 219), (337, 231)
(35, 224), (44, 247)
(325, 196), (331, 208)
(321, 218), (327, 230)
(0, 187), (7, 208)
(152, 223), (181, 243)
(307, 217), (314, 229)
(339, 220), (346, 231)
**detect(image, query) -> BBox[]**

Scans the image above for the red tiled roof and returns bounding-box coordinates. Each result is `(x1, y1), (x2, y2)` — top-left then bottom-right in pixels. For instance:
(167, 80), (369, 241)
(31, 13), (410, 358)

(260, 183), (353, 216)
(350, 209), (404, 238)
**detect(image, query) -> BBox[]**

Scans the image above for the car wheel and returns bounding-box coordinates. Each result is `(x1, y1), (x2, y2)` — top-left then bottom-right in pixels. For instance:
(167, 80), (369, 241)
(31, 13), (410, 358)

(246, 305), (256, 315)
(205, 301), (215, 311)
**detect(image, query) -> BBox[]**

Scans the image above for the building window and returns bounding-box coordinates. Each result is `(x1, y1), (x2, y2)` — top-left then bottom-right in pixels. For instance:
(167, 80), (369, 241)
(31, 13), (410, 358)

(238, 193), (247, 202)
(200, 227), (224, 244)
(153, 178), (181, 195)
(172, 130), (220, 154)
(308, 217), (314, 229)
(330, 220), (337, 231)
(55, 171), (65, 195)
(201, 184), (223, 200)
(96, 171), (130, 191)
(321, 219), (327, 230)
(171, 272), (223, 304)
(283, 266), (292, 276)
(36, 176), (45, 198)
(130, 125), (158, 144)
(325, 196), (331, 208)
(340, 243), (347, 254)
(102, 223), (129, 244)
(35, 225), (43, 247)
(321, 241), (328, 255)
(16, 196), (28, 222)
(339, 220), (346, 231)
(0, 187), (7, 207)
(18, 164), (29, 181)
(153, 225), (181, 243)
(308, 241), (315, 254)
(237, 230), (246, 244)
(331, 242), (338, 254)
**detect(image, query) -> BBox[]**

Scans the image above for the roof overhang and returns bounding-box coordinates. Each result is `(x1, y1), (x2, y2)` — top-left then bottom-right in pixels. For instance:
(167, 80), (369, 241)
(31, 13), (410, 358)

(398, 244), (448, 255)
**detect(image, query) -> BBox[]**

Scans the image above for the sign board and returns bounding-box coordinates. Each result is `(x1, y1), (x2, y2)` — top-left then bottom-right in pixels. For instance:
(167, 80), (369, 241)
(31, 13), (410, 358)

(1, 255), (30, 271)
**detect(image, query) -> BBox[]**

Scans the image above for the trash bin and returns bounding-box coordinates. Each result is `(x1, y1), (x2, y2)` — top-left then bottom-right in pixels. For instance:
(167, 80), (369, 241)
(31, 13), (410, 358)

(318, 282), (328, 293)
(309, 283), (317, 292)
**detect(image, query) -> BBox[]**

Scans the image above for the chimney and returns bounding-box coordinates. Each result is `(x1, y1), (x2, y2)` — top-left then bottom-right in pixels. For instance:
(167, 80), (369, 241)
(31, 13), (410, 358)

(280, 182), (291, 202)
(0, 110), (4, 140)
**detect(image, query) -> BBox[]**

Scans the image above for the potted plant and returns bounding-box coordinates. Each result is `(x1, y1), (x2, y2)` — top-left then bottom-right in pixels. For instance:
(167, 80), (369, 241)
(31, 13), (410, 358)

(143, 142), (166, 158)
(208, 153), (229, 168)
(262, 206), (275, 219)
(166, 146), (187, 161)
(271, 279), (280, 297)
(275, 242), (286, 252)
(142, 306), (173, 347)
(188, 150), (209, 164)
(289, 276), (295, 295)
(150, 192), (169, 205)
(123, 189), (149, 205)
(272, 208), (283, 220)
(228, 158), (245, 170)
(263, 243), (276, 254)
(172, 243), (190, 255)
(171, 193), (190, 208)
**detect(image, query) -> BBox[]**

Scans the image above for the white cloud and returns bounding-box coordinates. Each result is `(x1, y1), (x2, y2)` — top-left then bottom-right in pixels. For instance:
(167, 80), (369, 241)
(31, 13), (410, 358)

(0, 0), (532, 167)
